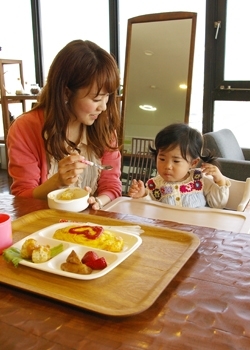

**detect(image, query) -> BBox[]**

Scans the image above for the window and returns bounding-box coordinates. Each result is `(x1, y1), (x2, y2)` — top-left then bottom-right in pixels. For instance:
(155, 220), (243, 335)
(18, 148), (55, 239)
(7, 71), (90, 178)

(0, 0), (36, 135)
(39, 0), (110, 82)
(217, 0), (250, 87)
(224, 1), (250, 81)
(203, 0), (250, 147)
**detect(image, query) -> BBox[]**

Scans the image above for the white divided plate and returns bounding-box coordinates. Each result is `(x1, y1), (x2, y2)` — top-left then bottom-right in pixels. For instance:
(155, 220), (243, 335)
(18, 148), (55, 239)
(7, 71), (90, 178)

(11, 222), (142, 280)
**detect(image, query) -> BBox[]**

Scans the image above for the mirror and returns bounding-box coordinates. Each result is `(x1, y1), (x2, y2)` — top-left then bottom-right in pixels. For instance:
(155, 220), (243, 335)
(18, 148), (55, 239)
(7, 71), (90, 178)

(120, 12), (197, 153)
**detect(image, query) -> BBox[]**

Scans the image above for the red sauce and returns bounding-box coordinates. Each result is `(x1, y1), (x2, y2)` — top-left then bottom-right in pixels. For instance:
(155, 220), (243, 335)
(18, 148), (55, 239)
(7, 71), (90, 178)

(69, 226), (104, 240)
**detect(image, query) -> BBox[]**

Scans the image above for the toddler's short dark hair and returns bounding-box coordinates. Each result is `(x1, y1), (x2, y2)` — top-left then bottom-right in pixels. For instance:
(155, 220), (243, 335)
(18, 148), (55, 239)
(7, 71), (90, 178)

(150, 123), (217, 165)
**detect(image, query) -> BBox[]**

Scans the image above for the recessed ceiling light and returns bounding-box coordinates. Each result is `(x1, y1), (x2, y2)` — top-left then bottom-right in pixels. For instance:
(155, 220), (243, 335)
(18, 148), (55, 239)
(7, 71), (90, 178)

(144, 50), (154, 56)
(139, 105), (157, 111)
(179, 84), (187, 89)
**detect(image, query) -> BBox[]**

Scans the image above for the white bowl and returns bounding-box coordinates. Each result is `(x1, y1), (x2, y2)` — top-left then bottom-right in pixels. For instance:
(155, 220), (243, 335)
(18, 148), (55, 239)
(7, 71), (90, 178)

(47, 188), (89, 212)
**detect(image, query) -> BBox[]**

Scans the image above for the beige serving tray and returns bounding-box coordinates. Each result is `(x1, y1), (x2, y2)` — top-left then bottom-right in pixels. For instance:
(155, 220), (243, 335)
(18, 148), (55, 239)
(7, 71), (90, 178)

(0, 209), (200, 316)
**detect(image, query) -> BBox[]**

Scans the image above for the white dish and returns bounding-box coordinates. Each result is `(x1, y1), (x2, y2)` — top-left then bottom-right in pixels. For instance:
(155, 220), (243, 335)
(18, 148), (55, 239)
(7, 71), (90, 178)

(10, 222), (142, 280)
(47, 188), (89, 212)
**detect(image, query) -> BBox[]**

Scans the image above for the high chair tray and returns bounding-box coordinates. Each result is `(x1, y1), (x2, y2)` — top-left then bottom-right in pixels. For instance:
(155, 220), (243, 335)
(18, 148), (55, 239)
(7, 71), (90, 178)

(103, 197), (250, 233)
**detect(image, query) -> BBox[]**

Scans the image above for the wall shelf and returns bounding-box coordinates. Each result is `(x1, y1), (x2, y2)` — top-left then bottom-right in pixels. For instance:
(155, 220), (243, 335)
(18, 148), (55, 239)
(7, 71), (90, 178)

(0, 59), (38, 162)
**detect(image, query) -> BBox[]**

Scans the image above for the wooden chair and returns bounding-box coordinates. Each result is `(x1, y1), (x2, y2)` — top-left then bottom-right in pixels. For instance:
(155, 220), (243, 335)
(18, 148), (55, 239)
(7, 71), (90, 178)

(121, 138), (155, 195)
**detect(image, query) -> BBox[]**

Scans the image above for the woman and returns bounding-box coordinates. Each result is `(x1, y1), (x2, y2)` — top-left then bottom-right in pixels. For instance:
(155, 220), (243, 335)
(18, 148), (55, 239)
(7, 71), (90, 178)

(7, 40), (122, 209)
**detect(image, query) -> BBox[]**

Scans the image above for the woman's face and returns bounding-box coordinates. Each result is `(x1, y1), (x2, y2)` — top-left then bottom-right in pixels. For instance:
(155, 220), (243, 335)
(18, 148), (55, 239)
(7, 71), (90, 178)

(156, 145), (197, 182)
(68, 85), (109, 125)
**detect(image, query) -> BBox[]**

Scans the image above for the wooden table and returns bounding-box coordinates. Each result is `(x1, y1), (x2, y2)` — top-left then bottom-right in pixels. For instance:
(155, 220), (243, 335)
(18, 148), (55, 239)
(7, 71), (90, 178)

(1, 194), (250, 349)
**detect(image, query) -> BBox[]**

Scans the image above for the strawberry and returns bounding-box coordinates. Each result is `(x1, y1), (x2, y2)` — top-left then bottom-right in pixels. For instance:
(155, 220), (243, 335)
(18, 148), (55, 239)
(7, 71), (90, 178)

(85, 257), (107, 270)
(81, 251), (99, 264)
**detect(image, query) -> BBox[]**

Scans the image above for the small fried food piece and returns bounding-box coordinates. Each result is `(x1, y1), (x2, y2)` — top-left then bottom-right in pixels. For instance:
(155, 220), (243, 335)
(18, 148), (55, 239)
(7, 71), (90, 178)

(20, 239), (39, 259)
(61, 262), (92, 274)
(32, 245), (51, 263)
(66, 249), (82, 264)
(61, 250), (92, 275)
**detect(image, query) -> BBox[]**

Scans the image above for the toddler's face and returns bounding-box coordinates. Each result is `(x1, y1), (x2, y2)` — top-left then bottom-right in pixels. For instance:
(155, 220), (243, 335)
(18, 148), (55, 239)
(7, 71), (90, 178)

(156, 145), (195, 182)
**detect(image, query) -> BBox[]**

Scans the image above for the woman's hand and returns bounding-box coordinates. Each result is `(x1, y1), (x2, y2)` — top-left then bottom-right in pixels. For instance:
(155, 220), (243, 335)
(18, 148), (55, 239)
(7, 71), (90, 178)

(33, 154), (88, 199)
(71, 186), (102, 210)
(128, 179), (146, 198)
(88, 196), (101, 210)
(201, 163), (226, 186)
(84, 186), (102, 210)
(85, 187), (101, 210)
(57, 154), (87, 188)
(87, 191), (111, 210)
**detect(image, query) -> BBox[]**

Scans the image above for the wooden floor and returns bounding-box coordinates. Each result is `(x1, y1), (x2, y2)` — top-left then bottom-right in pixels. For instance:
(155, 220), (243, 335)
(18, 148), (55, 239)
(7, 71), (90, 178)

(0, 169), (11, 194)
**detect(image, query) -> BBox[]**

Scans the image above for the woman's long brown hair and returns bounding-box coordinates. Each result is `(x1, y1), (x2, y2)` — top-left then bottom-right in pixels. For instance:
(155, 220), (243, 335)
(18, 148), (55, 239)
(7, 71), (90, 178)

(34, 40), (120, 161)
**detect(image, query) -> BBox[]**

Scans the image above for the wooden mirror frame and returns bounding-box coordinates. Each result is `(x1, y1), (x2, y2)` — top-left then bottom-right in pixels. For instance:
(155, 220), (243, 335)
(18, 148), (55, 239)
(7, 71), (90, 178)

(119, 12), (197, 151)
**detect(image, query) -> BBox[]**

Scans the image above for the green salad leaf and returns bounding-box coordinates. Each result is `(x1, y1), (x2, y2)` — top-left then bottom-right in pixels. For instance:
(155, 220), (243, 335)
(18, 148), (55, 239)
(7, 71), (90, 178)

(3, 247), (22, 267)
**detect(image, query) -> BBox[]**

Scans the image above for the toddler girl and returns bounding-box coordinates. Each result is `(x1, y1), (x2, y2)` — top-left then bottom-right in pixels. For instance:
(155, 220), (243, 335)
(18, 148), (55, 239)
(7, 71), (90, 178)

(128, 123), (230, 208)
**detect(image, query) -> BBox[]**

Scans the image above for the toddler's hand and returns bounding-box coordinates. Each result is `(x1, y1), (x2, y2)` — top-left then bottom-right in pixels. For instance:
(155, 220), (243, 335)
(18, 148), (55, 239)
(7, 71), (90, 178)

(128, 179), (146, 198)
(201, 163), (226, 186)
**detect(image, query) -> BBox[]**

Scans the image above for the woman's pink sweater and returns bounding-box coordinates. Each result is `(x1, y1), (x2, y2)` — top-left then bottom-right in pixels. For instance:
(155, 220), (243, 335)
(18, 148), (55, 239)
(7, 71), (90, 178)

(7, 109), (122, 199)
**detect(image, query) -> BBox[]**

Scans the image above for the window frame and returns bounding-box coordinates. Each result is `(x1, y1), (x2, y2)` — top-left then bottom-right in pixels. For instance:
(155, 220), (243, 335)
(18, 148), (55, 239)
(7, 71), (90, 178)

(215, 0), (250, 91)
(31, 0), (119, 87)
(203, 0), (250, 133)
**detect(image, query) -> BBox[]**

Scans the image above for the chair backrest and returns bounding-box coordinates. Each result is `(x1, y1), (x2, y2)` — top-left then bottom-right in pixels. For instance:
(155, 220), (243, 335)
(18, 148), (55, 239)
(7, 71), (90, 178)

(130, 138), (154, 154)
(123, 138), (155, 194)
(225, 177), (250, 211)
(203, 129), (245, 160)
